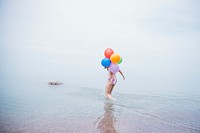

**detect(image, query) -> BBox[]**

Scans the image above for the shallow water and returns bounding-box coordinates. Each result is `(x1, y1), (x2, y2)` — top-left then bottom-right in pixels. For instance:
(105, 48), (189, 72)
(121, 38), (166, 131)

(0, 76), (200, 133)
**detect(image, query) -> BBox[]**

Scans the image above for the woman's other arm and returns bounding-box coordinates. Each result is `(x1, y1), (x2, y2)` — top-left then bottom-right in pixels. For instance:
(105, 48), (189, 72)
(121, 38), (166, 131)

(119, 70), (125, 80)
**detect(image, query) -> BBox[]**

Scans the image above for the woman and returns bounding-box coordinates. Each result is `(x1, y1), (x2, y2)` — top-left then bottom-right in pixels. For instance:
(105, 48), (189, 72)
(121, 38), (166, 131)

(105, 64), (125, 99)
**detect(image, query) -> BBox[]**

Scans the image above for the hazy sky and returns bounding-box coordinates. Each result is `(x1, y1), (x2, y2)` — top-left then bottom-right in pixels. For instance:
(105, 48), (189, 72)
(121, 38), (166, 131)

(0, 0), (200, 94)
(1, 0), (199, 54)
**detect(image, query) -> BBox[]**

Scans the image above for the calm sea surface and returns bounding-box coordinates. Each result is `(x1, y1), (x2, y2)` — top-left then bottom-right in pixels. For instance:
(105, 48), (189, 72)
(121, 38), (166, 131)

(0, 53), (200, 133)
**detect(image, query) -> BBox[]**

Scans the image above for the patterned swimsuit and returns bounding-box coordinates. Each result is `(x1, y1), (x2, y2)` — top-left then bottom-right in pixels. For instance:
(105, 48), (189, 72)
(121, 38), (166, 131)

(108, 77), (117, 85)
(107, 67), (118, 85)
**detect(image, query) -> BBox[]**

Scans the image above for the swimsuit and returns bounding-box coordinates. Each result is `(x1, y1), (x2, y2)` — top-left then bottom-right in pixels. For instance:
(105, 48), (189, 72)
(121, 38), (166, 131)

(107, 67), (118, 85)
(108, 77), (117, 85)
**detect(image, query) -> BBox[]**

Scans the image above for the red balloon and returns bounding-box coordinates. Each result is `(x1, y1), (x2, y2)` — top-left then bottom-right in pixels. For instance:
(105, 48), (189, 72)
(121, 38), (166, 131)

(104, 48), (114, 58)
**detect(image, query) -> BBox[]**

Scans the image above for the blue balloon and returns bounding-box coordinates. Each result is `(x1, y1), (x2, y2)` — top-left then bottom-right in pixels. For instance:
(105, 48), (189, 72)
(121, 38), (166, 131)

(101, 58), (111, 67)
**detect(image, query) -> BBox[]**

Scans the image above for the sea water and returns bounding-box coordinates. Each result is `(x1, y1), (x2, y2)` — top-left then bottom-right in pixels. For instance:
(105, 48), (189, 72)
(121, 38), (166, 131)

(0, 77), (200, 133)
(0, 52), (200, 133)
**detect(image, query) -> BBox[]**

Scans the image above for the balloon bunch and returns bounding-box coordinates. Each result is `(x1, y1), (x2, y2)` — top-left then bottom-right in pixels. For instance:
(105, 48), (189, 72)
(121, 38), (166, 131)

(101, 48), (122, 73)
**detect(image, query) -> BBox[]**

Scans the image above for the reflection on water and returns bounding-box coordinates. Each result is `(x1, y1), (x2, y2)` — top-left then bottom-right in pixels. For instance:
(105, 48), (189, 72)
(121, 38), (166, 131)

(0, 78), (200, 133)
(97, 99), (117, 133)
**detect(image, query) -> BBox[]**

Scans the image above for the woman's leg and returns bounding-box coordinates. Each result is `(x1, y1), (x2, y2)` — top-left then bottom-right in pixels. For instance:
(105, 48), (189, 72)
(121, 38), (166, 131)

(105, 81), (111, 95)
(109, 84), (115, 94)
(105, 81), (112, 98)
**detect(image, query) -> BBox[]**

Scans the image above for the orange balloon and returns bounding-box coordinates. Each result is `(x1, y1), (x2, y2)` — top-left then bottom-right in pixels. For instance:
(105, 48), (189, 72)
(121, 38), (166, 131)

(110, 54), (120, 64)
(104, 48), (114, 58)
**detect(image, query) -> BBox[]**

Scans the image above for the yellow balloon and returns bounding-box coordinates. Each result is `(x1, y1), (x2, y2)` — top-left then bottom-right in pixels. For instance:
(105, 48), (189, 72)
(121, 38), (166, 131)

(110, 54), (120, 64)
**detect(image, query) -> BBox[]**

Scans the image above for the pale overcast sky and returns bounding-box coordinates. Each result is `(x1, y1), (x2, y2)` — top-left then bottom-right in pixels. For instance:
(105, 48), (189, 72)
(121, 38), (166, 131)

(1, 0), (199, 55)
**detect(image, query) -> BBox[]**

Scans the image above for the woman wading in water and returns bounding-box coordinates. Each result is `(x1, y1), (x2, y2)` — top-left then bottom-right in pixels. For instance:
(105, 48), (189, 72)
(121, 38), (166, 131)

(105, 63), (125, 99)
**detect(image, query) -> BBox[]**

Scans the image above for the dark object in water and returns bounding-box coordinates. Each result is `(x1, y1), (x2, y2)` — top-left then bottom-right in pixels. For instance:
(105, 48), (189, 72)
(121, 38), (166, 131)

(48, 82), (63, 85)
